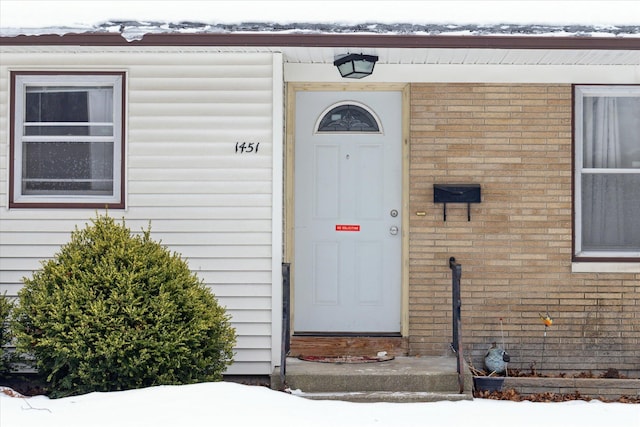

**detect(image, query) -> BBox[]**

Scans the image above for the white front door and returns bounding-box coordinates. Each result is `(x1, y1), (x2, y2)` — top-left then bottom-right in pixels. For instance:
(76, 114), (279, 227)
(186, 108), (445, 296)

(294, 91), (402, 333)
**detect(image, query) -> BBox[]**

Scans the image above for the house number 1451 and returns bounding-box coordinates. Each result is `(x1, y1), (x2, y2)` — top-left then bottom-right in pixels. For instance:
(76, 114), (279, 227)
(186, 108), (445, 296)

(236, 142), (260, 154)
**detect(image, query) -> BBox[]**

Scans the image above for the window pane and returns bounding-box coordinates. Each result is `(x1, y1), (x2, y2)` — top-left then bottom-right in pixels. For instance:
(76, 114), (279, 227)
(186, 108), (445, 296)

(583, 96), (640, 169)
(26, 88), (89, 122)
(317, 104), (380, 132)
(22, 141), (114, 196)
(25, 86), (114, 136)
(581, 173), (640, 251)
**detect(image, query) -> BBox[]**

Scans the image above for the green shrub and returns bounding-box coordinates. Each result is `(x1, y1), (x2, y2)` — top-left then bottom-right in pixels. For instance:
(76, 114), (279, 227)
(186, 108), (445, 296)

(0, 292), (15, 374)
(13, 214), (236, 397)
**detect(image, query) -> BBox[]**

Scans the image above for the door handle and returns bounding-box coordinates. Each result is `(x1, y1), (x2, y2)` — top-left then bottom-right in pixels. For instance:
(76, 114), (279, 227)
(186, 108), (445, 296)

(390, 226), (399, 235)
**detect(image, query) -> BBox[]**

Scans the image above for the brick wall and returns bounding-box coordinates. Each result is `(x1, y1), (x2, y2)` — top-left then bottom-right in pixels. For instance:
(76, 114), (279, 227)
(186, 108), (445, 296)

(408, 83), (640, 376)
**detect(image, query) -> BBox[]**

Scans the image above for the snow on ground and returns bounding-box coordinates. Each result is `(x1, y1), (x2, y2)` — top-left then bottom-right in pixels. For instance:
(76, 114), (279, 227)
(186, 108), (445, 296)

(1, 382), (638, 427)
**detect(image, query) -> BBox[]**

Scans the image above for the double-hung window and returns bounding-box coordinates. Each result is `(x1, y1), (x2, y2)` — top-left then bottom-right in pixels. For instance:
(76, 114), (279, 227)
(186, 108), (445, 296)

(574, 85), (640, 260)
(10, 72), (125, 208)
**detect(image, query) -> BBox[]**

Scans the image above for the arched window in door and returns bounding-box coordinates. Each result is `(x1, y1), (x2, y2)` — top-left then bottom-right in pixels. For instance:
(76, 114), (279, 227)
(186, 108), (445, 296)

(315, 102), (382, 133)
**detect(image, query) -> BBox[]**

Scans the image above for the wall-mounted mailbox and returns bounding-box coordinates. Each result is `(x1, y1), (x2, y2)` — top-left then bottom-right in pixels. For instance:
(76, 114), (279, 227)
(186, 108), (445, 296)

(433, 184), (481, 221)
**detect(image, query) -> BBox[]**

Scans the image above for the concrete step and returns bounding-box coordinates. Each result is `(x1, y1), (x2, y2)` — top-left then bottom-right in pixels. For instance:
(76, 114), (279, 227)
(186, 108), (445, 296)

(272, 356), (473, 402)
(286, 368), (462, 393)
(289, 390), (472, 403)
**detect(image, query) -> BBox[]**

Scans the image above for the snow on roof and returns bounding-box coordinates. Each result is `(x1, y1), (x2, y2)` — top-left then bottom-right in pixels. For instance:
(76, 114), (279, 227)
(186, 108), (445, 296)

(1, 1), (640, 41)
(3, 21), (640, 43)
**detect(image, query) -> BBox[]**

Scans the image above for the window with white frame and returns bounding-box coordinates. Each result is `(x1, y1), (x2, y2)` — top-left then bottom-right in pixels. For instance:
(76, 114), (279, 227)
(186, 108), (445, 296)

(574, 85), (640, 260)
(10, 72), (125, 208)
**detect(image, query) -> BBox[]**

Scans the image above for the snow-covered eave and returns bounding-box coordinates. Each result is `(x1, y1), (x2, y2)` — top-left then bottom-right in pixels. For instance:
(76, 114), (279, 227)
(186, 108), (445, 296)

(1, 21), (640, 47)
(2, 21), (640, 36)
(2, 29), (640, 51)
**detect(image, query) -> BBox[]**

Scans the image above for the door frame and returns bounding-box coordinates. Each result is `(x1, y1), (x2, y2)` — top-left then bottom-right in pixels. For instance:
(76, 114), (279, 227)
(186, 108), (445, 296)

(284, 82), (410, 337)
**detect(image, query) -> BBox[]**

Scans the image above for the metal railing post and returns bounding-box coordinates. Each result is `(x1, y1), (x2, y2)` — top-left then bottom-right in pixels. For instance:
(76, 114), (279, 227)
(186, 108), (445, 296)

(280, 263), (291, 386)
(449, 257), (464, 393)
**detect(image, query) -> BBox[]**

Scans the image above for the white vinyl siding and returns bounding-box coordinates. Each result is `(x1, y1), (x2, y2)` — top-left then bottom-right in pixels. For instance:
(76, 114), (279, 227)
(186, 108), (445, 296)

(0, 48), (282, 376)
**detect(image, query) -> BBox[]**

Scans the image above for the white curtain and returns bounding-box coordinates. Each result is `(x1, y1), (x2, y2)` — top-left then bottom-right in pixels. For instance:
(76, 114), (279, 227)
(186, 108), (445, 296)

(582, 97), (625, 249)
(87, 88), (113, 192)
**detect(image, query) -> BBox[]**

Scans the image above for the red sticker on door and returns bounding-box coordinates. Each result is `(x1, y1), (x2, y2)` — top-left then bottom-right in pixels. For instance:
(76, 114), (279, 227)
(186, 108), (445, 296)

(336, 224), (360, 232)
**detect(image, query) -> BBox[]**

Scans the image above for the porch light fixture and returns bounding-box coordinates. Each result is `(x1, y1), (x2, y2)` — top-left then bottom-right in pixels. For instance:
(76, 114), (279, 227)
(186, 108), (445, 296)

(333, 53), (378, 79)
